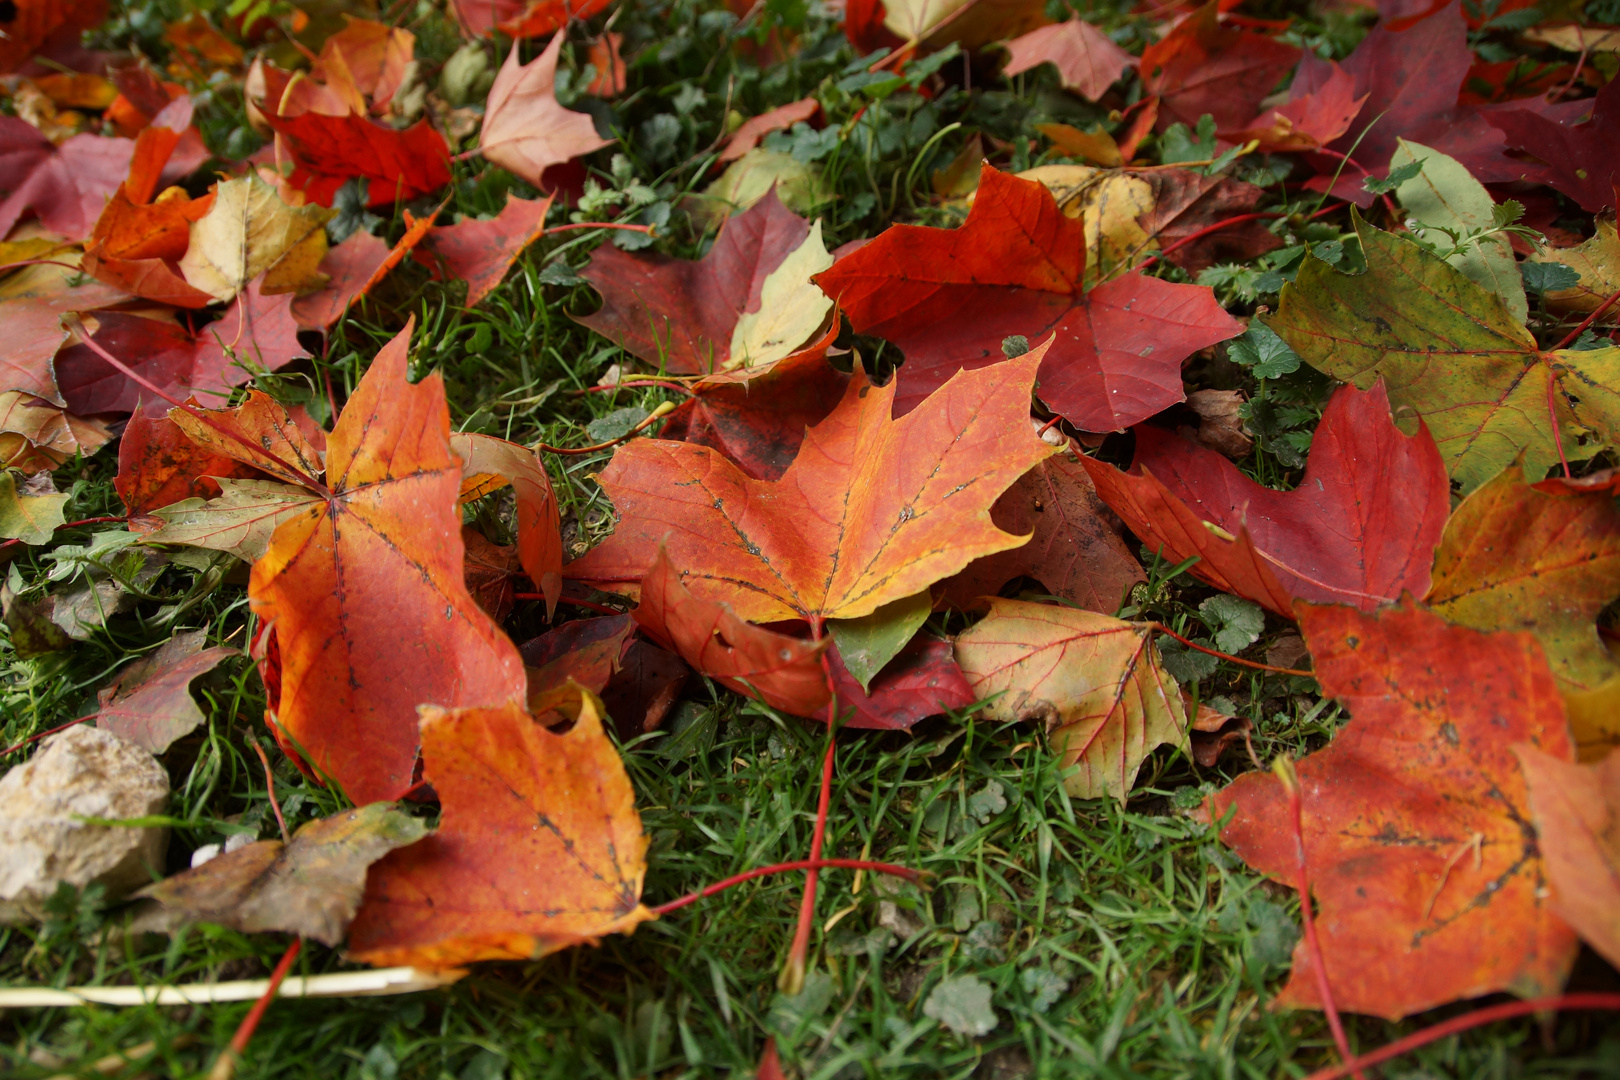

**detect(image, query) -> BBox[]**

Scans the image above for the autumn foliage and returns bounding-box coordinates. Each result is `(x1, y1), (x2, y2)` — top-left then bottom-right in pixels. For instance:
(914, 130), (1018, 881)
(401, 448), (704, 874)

(2, 0), (1620, 1073)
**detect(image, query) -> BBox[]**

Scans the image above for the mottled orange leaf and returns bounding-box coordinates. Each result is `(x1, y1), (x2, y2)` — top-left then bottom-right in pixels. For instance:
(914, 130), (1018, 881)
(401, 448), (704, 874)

(1211, 601), (1579, 1020)
(346, 689), (653, 968)
(115, 410), (258, 519)
(1516, 744), (1620, 971)
(719, 98), (821, 163)
(249, 323), (528, 805)
(567, 350), (1057, 624)
(954, 598), (1186, 801)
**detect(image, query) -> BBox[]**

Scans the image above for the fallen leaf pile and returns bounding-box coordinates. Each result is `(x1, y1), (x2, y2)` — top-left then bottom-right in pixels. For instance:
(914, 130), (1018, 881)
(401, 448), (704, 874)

(2, 0), (1619, 1068)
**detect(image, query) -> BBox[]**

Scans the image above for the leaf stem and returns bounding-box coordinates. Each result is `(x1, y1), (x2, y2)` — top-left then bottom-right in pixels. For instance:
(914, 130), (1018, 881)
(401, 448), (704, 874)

(0, 715), (95, 758)
(652, 859), (922, 917)
(1274, 755), (1364, 1080)
(780, 618), (840, 995)
(533, 401), (678, 456)
(1147, 622), (1312, 676)
(252, 742), (291, 845)
(1549, 285), (1620, 351)
(1302, 994), (1620, 1080)
(206, 938), (302, 1080)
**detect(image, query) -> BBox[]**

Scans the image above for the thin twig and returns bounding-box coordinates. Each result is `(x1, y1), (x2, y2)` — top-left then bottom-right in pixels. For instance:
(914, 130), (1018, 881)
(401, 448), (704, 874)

(533, 401), (677, 455)
(652, 859), (921, 917)
(1549, 285), (1620, 351)
(1148, 623), (1312, 676)
(1302, 994), (1620, 1080)
(780, 620), (840, 994)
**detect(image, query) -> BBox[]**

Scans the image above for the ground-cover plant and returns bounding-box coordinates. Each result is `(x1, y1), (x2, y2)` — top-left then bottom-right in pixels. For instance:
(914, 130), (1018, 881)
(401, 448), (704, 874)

(2, 0), (1620, 1076)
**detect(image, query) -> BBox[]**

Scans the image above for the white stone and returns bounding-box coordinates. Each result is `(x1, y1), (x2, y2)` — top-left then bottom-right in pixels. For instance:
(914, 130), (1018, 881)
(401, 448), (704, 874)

(0, 725), (169, 922)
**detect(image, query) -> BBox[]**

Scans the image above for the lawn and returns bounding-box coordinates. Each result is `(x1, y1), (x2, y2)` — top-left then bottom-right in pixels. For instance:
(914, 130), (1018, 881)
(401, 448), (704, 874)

(3, 0), (1620, 1077)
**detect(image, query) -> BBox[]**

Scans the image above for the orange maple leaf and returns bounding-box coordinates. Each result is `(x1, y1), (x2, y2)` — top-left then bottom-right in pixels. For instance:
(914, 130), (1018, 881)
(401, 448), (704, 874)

(566, 348), (1058, 624)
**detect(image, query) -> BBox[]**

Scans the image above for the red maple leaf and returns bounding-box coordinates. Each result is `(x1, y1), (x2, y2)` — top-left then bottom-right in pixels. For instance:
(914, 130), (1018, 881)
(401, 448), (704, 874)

(1138, 1), (1300, 132)
(814, 165), (1241, 430)
(1081, 381), (1450, 615)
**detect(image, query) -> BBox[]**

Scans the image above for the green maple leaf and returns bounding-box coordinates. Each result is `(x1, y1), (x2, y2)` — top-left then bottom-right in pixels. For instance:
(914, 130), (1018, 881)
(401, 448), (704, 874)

(1268, 211), (1620, 492)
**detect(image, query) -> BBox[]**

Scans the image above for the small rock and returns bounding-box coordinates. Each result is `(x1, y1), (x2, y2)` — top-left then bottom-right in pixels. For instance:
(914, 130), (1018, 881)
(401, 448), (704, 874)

(0, 726), (169, 922)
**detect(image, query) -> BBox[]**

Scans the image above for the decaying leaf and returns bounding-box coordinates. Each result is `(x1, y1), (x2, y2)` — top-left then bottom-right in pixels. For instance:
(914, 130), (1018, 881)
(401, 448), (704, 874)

(95, 629), (239, 754)
(346, 689), (653, 968)
(939, 453), (1143, 614)
(1211, 601), (1579, 1020)
(413, 193), (554, 308)
(141, 802), (428, 947)
(0, 469), (68, 545)
(954, 598), (1186, 801)
(178, 173), (334, 302)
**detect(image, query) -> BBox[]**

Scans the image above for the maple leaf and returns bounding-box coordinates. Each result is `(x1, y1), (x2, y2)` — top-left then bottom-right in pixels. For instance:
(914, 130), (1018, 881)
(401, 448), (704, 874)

(0, 118), (133, 240)
(0, 391), (112, 472)
(346, 689), (653, 968)
(1000, 19), (1135, 102)
(1269, 211), (1620, 492)
(585, 33), (626, 99)
(167, 389), (327, 487)
(248, 324), (528, 806)
(720, 98), (821, 164)
(576, 190), (818, 374)
(312, 16), (416, 112)
(1489, 77), (1619, 213)
(413, 193), (554, 308)
(479, 35), (612, 191)
(55, 281), (309, 416)
(1426, 462), (1620, 695)
(1138, 1), (1300, 132)
(656, 333), (848, 481)
(567, 350), (1057, 624)
(1210, 601), (1579, 1020)
(1516, 744), (1620, 971)
(1526, 220), (1619, 318)
(179, 173), (334, 302)
(265, 113), (452, 208)
(450, 0), (613, 39)
(148, 478), (322, 563)
(115, 411), (258, 519)
(290, 217), (438, 332)
(1224, 58), (1367, 152)
(140, 803), (428, 947)
(519, 614), (633, 706)
(94, 629), (240, 753)
(1302, 2), (1582, 200)
(815, 165), (1242, 429)
(1132, 169), (1283, 273)
(1081, 381), (1450, 616)
(632, 546), (831, 717)
(954, 598), (1187, 801)
(451, 431), (564, 618)
(939, 453), (1143, 614)
(0, 0), (106, 74)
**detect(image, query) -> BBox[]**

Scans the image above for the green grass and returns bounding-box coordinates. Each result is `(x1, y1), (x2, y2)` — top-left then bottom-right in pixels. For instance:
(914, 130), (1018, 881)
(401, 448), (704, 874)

(4, 0), (1620, 1076)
